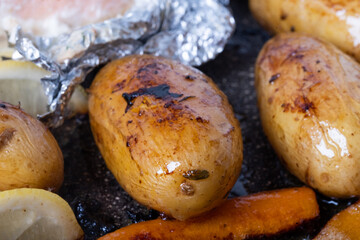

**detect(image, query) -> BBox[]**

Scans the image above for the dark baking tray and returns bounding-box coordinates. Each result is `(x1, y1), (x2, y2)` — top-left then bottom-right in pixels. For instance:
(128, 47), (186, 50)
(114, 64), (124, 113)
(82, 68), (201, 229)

(53, 1), (358, 239)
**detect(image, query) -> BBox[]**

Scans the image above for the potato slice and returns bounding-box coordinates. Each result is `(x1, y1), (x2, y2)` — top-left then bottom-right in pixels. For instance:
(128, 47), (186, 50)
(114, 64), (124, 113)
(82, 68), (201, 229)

(0, 188), (83, 240)
(0, 60), (88, 117)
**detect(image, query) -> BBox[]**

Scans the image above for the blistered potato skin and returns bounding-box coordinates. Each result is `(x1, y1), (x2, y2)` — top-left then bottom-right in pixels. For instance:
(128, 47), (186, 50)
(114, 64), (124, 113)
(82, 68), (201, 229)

(255, 33), (360, 198)
(0, 102), (63, 191)
(88, 55), (243, 220)
(249, 0), (360, 62)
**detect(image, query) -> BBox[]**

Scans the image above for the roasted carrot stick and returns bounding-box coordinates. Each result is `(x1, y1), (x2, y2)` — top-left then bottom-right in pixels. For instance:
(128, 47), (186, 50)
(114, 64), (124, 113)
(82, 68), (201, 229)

(314, 200), (360, 239)
(99, 187), (319, 240)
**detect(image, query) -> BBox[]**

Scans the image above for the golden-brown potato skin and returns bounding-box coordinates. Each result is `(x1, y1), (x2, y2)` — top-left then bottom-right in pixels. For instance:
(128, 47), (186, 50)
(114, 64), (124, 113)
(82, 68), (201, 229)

(255, 33), (360, 198)
(249, 0), (360, 62)
(314, 200), (360, 239)
(88, 55), (243, 220)
(0, 102), (63, 191)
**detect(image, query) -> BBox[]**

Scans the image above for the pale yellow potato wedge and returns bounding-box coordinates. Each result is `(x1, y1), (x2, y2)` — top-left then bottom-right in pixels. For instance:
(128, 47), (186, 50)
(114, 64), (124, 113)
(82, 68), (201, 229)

(0, 60), (88, 118)
(0, 188), (83, 240)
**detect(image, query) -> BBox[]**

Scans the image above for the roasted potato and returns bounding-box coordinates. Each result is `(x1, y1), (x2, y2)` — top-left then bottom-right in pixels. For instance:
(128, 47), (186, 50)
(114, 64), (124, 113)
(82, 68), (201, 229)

(0, 102), (63, 191)
(255, 33), (360, 198)
(249, 0), (360, 62)
(314, 200), (360, 239)
(88, 55), (243, 220)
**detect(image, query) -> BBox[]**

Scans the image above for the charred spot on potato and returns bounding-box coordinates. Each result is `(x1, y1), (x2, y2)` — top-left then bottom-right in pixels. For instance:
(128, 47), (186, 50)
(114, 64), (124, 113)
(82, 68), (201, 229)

(111, 80), (127, 93)
(280, 12), (287, 20)
(127, 135), (138, 147)
(122, 84), (183, 113)
(294, 96), (314, 113)
(163, 102), (172, 108)
(290, 26), (295, 32)
(316, 60), (321, 64)
(196, 117), (203, 123)
(268, 97), (273, 104)
(302, 66), (308, 72)
(137, 63), (164, 75)
(180, 182), (195, 196)
(0, 128), (16, 150)
(171, 104), (183, 110)
(138, 110), (145, 116)
(269, 73), (280, 84)
(0, 103), (6, 109)
(281, 103), (291, 112)
(135, 63), (167, 86)
(283, 50), (305, 63)
(184, 75), (196, 81)
(183, 170), (209, 180)
(195, 116), (209, 124)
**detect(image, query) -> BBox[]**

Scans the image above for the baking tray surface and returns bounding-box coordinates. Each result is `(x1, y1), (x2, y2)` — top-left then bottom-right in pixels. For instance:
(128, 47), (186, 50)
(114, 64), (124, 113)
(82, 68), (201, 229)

(54, 1), (357, 239)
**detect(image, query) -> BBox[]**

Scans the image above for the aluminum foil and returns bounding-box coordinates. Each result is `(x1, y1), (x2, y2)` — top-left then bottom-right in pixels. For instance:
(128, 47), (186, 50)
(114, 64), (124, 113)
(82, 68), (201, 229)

(8, 0), (235, 127)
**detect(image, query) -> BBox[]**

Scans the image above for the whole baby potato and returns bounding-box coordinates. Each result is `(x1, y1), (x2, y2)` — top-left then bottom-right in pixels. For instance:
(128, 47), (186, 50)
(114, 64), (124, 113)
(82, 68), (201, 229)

(249, 0), (360, 62)
(0, 102), (63, 191)
(255, 33), (360, 198)
(88, 55), (243, 220)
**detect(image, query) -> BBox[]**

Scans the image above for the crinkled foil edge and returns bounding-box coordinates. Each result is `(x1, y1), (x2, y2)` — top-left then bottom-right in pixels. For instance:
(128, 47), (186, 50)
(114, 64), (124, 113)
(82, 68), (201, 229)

(9, 0), (234, 127)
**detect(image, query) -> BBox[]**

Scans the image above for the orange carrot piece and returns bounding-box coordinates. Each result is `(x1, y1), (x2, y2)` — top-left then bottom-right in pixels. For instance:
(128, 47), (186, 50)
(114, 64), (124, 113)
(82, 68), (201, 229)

(99, 187), (319, 240)
(314, 200), (360, 240)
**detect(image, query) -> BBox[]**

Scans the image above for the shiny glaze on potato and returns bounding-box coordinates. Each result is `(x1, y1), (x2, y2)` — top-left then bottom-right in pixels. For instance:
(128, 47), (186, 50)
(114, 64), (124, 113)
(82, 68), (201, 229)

(255, 33), (360, 198)
(88, 55), (243, 220)
(249, 0), (360, 62)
